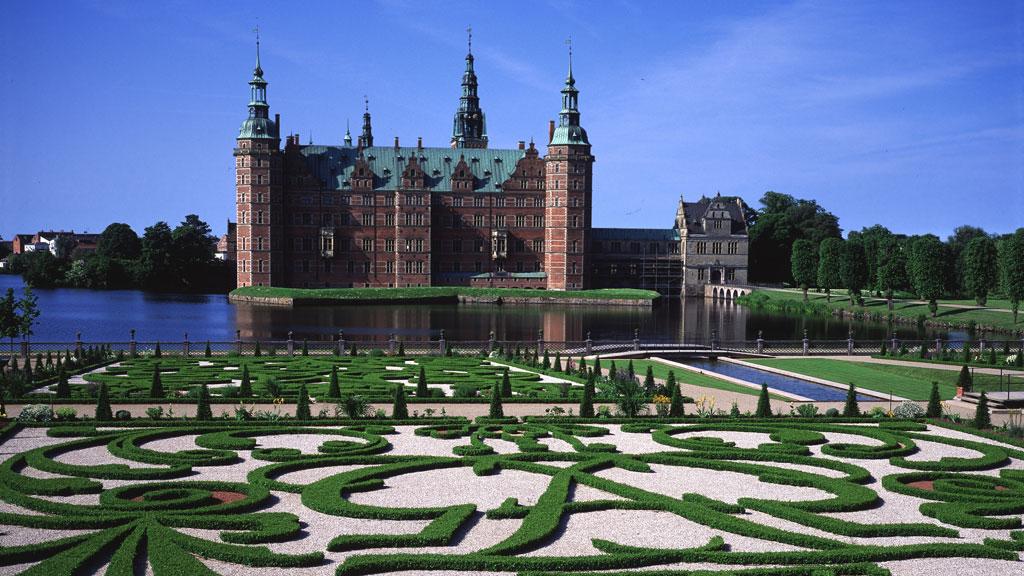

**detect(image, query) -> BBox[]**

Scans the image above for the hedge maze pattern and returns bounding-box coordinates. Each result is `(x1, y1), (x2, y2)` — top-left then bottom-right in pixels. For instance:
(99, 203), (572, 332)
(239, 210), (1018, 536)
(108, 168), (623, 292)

(66, 356), (581, 400)
(1, 419), (1022, 575)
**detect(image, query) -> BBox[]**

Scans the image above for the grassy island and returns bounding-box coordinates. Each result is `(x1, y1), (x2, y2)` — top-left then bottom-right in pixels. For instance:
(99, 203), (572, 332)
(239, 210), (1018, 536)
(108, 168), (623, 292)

(229, 285), (661, 306)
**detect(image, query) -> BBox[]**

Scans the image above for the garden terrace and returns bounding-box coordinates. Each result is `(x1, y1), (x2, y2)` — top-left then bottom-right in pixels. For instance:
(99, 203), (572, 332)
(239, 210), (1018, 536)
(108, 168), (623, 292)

(1, 417), (1023, 575)
(27, 355), (589, 402)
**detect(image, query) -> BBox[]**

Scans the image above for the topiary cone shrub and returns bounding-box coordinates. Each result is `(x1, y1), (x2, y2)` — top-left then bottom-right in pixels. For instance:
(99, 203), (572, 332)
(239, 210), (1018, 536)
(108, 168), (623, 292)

(149, 363), (164, 398)
(295, 383), (312, 420)
(196, 383), (213, 421)
(416, 365), (428, 397)
(488, 381), (504, 419)
(958, 365), (973, 393)
(755, 383), (771, 417)
(669, 379), (685, 417)
(204, 341), (212, 357)
(926, 381), (942, 418)
(973, 392), (991, 429)
(239, 364), (252, 397)
(392, 383), (408, 419)
(328, 365), (341, 397)
(95, 383), (113, 421)
(843, 383), (860, 417)
(579, 372), (595, 418)
(54, 366), (69, 398)
(501, 369), (512, 397)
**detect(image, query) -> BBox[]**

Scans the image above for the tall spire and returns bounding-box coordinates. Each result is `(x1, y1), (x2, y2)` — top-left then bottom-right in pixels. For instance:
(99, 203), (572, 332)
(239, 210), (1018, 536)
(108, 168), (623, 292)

(238, 27), (277, 140)
(358, 96), (373, 148)
(451, 26), (488, 149)
(549, 37), (588, 146)
(344, 118), (352, 147)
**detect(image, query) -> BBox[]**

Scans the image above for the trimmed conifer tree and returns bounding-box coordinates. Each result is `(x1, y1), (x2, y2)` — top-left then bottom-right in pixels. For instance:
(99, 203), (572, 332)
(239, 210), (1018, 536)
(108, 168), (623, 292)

(328, 365), (340, 397)
(392, 382), (408, 419)
(608, 361), (617, 381)
(55, 365), (70, 398)
(553, 352), (561, 372)
(254, 341), (262, 357)
(154, 341), (162, 358)
(627, 360), (635, 381)
(196, 384), (213, 421)
(988, 347), (996, 365)
(302, 339), (309, 356)
(149, 363), (164, 398)
(95, 384), (113, 421)
(579, 372), (595, 418)
(843, 383), (860, 417)
(926, 381), (942, 418)
(398, 341), (405, 356)
(350, 342), (357, 356)
(578, 357), (587, 376)
(755, 384), (771, 418)
(1017, 348), (1023, 368)
(205, 341), (212, 357)
(239, 365), (252, 397)
(643, 365), (656, 394)
(501, 369), (512, 397)
(542, 351), (551, 370)
(974, 391), (991, 429)
(880, 342), (887, 356)
(669, 380), (684, 417)
(488, 380), (504, 418)
(958, 365), (973, 393)
(665, 370), (677, 399)
(416, 365), (428, 397)
(296, 383), (312, 420)
(593, 356), (601, 377)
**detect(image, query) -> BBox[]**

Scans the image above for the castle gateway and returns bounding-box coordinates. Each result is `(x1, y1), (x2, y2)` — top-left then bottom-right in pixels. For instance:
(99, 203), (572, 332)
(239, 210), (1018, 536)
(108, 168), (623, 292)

(233, 41), (748, 295)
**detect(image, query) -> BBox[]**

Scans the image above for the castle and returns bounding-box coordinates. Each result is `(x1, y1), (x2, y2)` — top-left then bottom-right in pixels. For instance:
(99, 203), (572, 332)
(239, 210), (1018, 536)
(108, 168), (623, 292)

(233, 38), (749, 296)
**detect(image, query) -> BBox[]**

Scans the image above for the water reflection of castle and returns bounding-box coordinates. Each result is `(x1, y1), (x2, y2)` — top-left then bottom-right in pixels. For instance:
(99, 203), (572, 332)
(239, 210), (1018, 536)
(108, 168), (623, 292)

(232, 297), (749, 343)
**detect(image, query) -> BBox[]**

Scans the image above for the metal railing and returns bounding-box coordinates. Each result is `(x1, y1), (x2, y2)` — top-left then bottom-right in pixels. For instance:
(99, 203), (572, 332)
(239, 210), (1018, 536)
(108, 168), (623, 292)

(1, 329), (1022, 363)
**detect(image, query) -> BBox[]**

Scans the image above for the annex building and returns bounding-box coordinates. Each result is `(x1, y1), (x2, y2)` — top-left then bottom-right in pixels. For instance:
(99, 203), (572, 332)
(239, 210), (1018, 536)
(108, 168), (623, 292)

(233, 39), (749, 296)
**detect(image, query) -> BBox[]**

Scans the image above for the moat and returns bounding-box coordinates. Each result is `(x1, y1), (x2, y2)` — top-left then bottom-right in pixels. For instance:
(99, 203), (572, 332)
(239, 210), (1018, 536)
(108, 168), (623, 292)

(0, 275), (963, 343)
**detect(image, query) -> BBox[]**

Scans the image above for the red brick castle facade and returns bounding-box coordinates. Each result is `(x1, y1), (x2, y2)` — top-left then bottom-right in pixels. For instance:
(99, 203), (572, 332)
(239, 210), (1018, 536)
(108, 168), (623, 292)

(234, 39), (748, 294)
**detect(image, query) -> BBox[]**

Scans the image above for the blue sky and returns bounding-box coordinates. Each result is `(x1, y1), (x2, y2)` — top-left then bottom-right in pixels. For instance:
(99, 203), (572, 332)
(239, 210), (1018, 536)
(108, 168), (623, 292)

(1, 0), (1021, 240)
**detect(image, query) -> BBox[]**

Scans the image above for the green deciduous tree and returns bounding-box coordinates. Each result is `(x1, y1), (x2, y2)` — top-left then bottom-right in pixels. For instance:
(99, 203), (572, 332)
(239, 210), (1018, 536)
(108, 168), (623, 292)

(908, 235), (946, 316)
(840, 237), (869, 304)
(999, 229), (1024, 323)
(817, 237), (844, 302)
(97, 223), (142, 259)
(790, 239), (818, 301)
(747, 191), (841, 283)
(962, 236), (998, 305)
(876, 236), (908, 310)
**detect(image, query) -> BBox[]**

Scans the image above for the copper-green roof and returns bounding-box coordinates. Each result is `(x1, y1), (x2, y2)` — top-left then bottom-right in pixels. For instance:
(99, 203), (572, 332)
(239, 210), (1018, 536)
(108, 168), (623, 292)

(297, 145), (526, 193)
(549, 124), (589, 146)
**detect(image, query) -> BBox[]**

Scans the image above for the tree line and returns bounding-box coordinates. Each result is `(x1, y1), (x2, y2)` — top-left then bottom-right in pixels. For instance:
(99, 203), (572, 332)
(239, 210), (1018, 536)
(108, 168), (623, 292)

(2, 215), (232, 293)
(745, 191), (1023, 321)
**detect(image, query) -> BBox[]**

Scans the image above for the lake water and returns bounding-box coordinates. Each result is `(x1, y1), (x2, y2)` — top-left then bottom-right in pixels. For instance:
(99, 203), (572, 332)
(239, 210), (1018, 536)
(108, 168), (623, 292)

(0, 274), (952, 344)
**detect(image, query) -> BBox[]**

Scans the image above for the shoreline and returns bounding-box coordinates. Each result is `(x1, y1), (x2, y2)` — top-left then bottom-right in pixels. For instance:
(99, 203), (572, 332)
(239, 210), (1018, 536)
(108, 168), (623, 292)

(229, 287), (660, 308)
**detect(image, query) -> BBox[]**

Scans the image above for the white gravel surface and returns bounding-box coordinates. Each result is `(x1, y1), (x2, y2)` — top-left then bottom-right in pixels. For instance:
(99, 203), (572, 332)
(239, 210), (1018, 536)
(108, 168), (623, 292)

(2, 422), (1022, 575)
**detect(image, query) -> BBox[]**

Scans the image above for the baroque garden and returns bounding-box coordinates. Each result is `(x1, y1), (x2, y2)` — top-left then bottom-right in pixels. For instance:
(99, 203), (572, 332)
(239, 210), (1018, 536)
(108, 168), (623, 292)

(2, 343), (1024, 576)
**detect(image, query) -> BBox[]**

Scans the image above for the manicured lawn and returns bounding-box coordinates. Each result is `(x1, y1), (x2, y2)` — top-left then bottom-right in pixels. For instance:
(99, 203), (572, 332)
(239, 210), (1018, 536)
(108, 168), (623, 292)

(621, 359), (789, 399)
(231, 285), (661, 303)
(742, 289), (1022, 333)
(747, 358), (1020, 400)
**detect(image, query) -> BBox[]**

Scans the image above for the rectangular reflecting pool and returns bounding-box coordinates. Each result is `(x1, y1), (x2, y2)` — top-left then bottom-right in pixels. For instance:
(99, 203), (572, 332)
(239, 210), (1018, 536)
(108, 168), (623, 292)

(681, 358), (874, 402)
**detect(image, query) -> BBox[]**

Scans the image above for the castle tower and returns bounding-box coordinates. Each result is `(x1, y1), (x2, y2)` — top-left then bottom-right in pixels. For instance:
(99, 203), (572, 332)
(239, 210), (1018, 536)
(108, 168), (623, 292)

(234, 32), (283, 287)
(358, 98), (374, 148)
(450, 30), (488, 149)
(544, 43), (593, 290)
